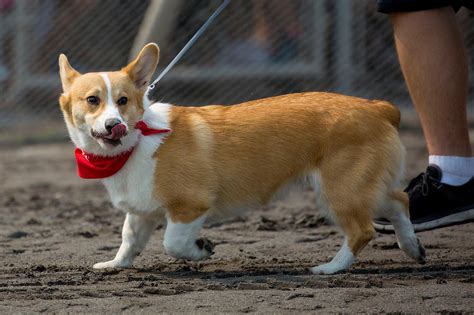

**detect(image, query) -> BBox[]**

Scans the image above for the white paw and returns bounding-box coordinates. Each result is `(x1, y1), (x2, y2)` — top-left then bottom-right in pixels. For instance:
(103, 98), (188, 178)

(310, 263), (346, 275)
(164, 238), (215, 261)
(189, 247), (213, 261)
(311, 240), (355, 274)
(310, 262), (345, 275)
(399, 237), (426, 264)
(93, 259), (131, 269)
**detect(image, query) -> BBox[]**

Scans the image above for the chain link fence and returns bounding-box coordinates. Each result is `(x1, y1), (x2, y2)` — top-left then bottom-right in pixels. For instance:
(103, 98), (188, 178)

(1, 0), (473, 141)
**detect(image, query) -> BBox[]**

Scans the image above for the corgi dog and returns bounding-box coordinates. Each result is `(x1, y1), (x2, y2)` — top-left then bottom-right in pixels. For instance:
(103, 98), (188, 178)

(58, 43), (425, 274)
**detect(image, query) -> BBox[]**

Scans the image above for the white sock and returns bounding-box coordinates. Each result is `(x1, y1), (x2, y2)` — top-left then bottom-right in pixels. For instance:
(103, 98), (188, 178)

(429, 155), (474, 186)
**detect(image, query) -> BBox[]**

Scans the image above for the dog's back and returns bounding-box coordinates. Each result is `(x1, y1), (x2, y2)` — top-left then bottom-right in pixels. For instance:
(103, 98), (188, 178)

(155, 92), (403, 212)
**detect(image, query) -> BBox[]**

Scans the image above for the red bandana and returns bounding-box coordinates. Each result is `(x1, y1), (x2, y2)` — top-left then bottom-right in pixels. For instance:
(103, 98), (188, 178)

(75, 120), (171, 179)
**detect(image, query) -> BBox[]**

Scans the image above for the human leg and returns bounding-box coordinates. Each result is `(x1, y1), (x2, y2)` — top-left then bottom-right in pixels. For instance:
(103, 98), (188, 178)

(374, 4), (474, 232)
(391, 7), (471, 157)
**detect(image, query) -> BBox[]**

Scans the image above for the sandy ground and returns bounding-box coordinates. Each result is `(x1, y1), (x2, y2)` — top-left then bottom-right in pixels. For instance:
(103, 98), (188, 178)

(0, 120), (473, 314)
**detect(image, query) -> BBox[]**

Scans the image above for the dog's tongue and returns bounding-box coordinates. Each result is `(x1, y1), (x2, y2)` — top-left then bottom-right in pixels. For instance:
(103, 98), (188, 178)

(108, 124), (127, 140)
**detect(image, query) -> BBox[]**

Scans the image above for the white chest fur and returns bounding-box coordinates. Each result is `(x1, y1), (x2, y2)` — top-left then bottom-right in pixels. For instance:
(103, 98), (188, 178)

(102, 103), (171, 214)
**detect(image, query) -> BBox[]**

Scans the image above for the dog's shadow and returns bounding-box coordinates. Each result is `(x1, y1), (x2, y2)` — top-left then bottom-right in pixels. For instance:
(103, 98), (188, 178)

(133, 262), (473, 277)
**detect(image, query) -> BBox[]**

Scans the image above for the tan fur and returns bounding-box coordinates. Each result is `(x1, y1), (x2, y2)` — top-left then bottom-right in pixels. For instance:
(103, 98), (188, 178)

(154, 92), (403, 256)
(121, 44), (160, 90)
(58, 45), (158, 130)
(391, 190), (410, 216)
(59, 72), (145, 129)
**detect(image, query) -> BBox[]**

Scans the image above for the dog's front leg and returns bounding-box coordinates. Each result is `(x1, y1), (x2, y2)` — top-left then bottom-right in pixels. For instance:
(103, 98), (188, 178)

(162, 214), (215, 261)
(93, 212), (160, 269)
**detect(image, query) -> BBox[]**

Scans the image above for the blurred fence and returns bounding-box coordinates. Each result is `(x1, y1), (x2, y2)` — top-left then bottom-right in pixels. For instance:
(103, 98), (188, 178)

(0, 0), (473, 138)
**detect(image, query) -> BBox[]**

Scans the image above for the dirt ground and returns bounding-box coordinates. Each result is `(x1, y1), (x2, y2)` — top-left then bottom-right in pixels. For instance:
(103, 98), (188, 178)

(0, 119), (473, 314)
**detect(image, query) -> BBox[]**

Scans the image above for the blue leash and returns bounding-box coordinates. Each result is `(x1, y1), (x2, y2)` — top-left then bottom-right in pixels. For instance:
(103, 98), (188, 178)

(146, 0), (230, 97)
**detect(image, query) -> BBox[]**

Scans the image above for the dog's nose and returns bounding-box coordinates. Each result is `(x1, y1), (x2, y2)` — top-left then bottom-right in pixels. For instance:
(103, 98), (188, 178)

(105, 118), (121, 132)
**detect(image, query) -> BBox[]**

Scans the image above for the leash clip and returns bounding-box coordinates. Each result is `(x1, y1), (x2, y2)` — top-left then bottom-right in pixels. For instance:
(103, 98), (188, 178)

(145, 0), (230, 98)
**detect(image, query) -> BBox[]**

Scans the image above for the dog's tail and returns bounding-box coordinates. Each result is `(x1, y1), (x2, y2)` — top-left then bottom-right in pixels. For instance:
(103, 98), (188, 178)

(372, 100), (401, 129)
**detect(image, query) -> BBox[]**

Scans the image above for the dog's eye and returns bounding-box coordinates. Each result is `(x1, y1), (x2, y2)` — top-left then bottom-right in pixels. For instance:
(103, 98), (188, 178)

(117, 97), (128, 106)
(86, 96), (100, 106)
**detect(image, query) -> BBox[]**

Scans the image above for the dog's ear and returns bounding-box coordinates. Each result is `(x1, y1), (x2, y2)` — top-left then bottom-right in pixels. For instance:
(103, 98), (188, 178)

(58, 54), (81, 94)
(122, 43), (160, 91)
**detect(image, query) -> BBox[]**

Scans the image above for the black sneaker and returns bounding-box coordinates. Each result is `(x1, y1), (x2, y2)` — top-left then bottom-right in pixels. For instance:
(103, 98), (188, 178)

(374, 164), (474, 233)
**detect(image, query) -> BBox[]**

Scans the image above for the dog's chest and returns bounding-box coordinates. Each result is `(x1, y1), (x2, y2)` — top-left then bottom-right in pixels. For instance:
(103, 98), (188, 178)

(103, 137), (162, 214)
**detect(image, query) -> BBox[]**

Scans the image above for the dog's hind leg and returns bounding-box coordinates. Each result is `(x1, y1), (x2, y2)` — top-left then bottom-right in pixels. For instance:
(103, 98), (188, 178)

(310, 204), (375, 274)
(385, 191), (426, 263)
(310, 161), (376, 274)
(93, 212), (161, 269)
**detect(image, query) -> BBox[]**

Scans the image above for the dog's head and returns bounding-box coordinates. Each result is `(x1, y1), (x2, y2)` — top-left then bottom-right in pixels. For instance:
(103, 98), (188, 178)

(58, 43), (159, 156)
